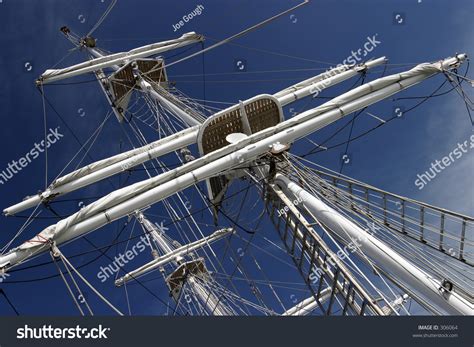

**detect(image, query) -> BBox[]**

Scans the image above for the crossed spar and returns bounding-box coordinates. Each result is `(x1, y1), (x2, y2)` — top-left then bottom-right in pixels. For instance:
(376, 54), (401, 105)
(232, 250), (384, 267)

(0, 24), (471, 315)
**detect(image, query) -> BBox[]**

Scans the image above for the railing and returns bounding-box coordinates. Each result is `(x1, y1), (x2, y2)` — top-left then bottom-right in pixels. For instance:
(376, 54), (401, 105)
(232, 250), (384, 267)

(266, 183), (384, 316)
(312, 170), (474, 267)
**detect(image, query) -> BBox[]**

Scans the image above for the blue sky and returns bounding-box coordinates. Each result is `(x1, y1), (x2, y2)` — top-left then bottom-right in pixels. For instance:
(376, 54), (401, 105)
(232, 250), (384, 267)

(0, 0), (472, 315)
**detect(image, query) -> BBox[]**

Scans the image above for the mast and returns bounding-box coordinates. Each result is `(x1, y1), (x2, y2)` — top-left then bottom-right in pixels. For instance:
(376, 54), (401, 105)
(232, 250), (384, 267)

(9, 0), (473, 318)
(134, 212), (234, 315)
(282, 289), (331, 316)
(36, 32), (204, 85)
(273, 174), (473, 315)
(3, 126), (199, 216)
(0, 54), (466, 272)
(115, 226), (234, 287)
(4, 55), (385, 216)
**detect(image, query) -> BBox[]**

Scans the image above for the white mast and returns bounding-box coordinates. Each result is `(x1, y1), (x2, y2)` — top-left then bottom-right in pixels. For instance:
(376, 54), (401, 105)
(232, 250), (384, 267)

(137, 78), (201, 126)
(37, 32), (204, 84)
(134, 212), (234, 315)
(273, 174), (473, 315)
(4, 57), (386, 216)
(0, 54), (466, 271)
(3, 126), (199, 216)
(115, 227), (234, 286)
(282, 289), (331, 316)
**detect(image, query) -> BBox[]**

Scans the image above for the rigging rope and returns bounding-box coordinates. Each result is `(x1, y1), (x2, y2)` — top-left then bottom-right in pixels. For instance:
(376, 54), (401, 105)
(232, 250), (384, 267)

(0, 289), (19, 315)
(56, 249), (124, 316)
(39, 83), (48, 190)
(140, 0), (311, 78)
(51, 253), (86, 316)
(86, 0), (117, 37)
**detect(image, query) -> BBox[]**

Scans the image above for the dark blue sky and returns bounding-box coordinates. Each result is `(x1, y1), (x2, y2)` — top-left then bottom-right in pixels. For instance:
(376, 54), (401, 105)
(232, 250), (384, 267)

(0, 0), (472, 315)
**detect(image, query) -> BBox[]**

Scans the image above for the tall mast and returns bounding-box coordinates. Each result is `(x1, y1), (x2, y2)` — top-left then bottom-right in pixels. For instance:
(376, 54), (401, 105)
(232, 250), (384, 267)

(134, 212), (234, 315)
(0, 54), (466, 272)
(273, 174), (472, 315)
(4, 50), (385, 216)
